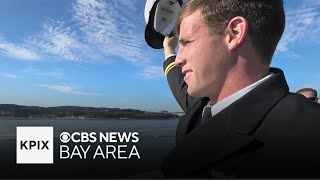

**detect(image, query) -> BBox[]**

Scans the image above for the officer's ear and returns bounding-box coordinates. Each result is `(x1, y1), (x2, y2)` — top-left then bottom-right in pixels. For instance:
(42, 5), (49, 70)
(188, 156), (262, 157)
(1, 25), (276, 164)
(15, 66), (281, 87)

(224, 16), (249, 50)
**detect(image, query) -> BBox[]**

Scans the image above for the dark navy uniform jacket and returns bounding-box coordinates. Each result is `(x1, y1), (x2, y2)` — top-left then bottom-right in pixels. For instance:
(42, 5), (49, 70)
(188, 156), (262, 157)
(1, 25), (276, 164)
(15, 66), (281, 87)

(161, 56), (320, 178)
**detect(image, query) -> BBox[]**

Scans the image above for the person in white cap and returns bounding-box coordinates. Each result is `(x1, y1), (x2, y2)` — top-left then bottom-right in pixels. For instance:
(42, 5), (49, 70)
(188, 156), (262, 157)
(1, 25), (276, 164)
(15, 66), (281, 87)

(161, 0), (320, 178)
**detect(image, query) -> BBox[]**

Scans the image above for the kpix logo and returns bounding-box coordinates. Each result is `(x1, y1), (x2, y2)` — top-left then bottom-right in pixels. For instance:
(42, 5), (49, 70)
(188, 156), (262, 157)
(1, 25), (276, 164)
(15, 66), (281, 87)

(16, 127), (54, 164)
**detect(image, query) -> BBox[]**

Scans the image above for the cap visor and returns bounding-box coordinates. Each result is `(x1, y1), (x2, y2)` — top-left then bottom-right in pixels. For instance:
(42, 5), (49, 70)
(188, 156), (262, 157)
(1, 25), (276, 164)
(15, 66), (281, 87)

(145, 24), (164, 49)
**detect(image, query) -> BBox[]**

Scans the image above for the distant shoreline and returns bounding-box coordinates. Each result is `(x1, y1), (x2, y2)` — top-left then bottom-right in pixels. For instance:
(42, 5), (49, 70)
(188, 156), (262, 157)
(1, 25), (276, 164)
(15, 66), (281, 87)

(0, 104), (182, 120)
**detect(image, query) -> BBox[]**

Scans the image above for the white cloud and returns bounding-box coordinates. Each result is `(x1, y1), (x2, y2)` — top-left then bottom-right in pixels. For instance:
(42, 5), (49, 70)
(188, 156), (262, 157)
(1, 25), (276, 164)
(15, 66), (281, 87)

(0, 73), (20, 79)
(277, 2), (320, 53)
(0, 0), (151, 65)
(0, 0), (164, 80)
(28, 20), (82, 61)
(0, 41), (41, 61)
(137, 66), (164, 79)
(43, 84), (73, 93)
(0, 0), (151, 64)
(37, 84), (103, 96)
(71, 91), (104, 96)
(72, 0), (150, 64)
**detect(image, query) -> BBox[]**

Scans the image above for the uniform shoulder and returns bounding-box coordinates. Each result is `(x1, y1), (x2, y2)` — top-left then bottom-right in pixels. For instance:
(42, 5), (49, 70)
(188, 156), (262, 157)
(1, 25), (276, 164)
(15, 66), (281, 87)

(283, 93), (320, 111)
(275, 92), (320, 123)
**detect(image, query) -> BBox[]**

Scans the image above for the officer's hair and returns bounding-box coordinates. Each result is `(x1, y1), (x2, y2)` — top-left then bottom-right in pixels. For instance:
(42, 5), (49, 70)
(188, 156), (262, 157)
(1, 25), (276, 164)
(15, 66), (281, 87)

(177, 0), (285, 64)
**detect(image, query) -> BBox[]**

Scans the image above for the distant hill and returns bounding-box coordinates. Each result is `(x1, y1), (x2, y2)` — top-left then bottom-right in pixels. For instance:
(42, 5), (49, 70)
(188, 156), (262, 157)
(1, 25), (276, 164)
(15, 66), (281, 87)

(0, 104), (179, 120)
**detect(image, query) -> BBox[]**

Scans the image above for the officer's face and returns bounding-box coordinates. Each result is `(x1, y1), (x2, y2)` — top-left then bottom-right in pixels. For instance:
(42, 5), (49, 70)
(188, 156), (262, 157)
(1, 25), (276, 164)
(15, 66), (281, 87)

(175, 10), (231, 100)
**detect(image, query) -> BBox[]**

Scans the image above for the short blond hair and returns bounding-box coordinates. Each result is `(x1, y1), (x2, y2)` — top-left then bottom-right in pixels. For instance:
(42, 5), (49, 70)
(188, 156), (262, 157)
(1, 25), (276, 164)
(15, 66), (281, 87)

(177, 0), (285, 64)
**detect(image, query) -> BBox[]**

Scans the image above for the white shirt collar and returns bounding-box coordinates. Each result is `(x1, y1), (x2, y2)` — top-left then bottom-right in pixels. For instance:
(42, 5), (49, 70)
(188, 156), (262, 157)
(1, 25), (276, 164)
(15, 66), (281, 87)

(202, 73), (273, 123)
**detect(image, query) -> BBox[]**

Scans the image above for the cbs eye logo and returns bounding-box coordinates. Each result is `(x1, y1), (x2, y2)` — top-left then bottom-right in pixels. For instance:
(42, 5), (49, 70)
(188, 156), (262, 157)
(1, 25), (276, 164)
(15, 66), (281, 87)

(59, 132), (97, 143)
(60, 132), (71, 143)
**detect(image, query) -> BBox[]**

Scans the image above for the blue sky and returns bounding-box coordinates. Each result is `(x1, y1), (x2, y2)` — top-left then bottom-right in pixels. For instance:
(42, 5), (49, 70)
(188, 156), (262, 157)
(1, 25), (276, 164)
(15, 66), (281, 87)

(0, 0), (319, 112)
